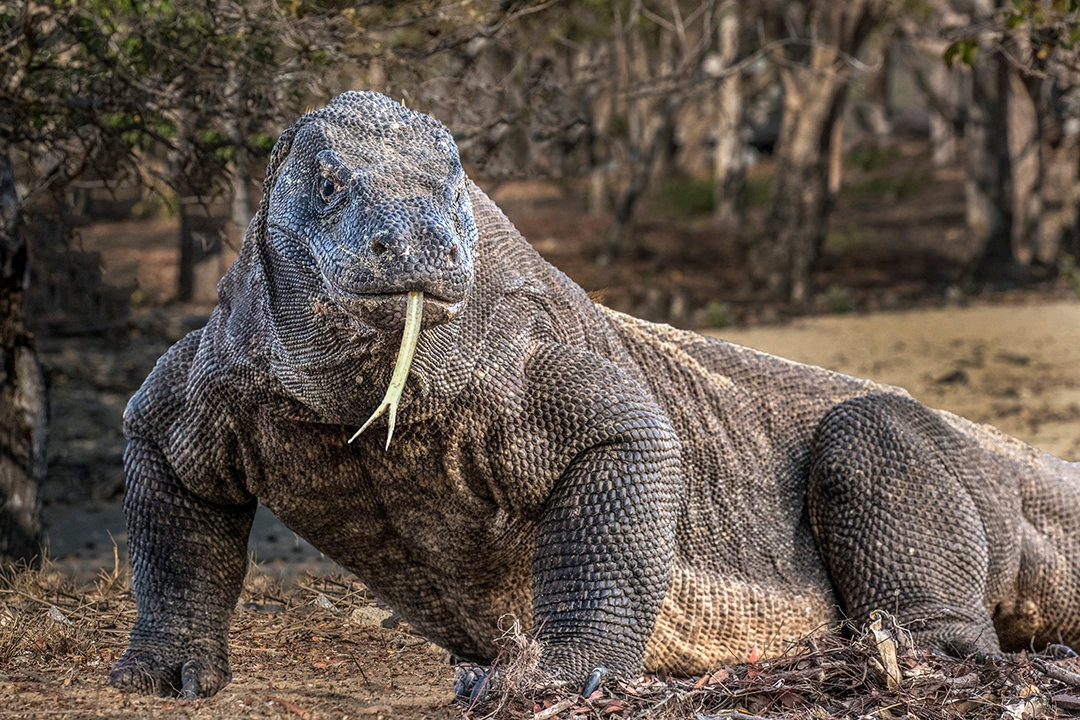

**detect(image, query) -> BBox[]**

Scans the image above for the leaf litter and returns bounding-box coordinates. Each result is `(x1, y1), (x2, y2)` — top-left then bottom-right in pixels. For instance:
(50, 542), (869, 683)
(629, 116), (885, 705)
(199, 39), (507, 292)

(462, 612), (1080, 720)
(3, 557), (1080, 719)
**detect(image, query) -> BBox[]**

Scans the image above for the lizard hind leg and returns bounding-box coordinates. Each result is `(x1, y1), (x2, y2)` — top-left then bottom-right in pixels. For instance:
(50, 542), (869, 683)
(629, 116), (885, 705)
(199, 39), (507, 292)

(807, 392), (1005, 658)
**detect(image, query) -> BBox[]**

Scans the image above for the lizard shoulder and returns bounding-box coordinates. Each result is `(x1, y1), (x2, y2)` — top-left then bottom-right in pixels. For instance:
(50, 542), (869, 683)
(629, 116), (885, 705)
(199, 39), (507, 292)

(124, 330), (205, 436)
(124, 326), (252, 505)
(520, 340), (676, 449)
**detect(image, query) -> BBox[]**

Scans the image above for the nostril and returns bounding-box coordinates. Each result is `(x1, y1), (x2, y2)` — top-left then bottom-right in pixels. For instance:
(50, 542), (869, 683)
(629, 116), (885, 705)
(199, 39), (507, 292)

(370, 236), (389, 255)
(447, 243), (460, 263)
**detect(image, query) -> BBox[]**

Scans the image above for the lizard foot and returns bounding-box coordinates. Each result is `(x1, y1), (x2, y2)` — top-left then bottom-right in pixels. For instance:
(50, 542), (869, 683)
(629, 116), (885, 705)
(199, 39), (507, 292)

(109, 647), (231, 699)
(454, 664), (611, 704)
(908, 615), (1002, 662)
(453, 665), (496, 705)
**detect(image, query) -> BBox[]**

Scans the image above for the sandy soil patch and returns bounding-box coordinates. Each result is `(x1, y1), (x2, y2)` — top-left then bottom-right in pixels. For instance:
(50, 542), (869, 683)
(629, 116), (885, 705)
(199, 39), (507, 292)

(712, 300), (1080, 461)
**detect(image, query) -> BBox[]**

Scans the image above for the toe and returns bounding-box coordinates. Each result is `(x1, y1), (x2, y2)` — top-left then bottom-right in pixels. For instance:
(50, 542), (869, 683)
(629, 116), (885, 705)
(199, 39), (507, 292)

(581, 666), (609, 697)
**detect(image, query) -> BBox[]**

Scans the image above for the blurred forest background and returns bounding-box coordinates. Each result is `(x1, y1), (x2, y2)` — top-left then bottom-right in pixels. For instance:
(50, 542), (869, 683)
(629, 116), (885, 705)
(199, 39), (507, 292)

(1, 0), (1078, 563)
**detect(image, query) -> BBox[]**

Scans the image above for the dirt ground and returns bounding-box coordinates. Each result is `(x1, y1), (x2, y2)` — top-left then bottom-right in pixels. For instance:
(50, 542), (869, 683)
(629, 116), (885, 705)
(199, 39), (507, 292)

(1, 564), (462, 720)
(6, 138), (1080, 718)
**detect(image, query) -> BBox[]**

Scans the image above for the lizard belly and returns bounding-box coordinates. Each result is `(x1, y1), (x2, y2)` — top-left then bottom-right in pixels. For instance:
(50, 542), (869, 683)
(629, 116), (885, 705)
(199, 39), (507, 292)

(644, 559), (839, 674)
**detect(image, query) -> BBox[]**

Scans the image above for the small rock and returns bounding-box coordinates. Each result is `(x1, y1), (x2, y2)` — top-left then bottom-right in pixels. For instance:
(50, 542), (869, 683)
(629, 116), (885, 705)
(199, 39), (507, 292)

(48, 605), (72, 626)
(314, 593), (338, 612)
(350, 605), (393, 627)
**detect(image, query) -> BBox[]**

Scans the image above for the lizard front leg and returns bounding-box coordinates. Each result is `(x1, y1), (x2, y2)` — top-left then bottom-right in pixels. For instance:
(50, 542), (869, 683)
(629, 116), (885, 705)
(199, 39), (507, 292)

(109, 436), (256, 698)
(532, 426), (680, 683)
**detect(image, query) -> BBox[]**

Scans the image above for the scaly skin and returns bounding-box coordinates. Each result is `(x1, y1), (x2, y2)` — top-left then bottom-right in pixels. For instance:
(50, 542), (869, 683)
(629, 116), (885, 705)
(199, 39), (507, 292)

(110, 91), (1080, 698)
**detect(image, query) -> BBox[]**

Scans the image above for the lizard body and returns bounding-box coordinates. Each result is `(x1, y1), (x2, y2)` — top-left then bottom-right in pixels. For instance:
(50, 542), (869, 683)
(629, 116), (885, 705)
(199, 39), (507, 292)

(110, 92), (1080, 698)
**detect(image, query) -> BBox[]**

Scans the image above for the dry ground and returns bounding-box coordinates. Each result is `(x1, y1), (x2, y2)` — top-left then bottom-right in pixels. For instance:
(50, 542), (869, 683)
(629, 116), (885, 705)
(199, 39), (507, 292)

(712, 300), (1080, 462)
(1, 561), (460, 720)
(6, 551), (1080, 720)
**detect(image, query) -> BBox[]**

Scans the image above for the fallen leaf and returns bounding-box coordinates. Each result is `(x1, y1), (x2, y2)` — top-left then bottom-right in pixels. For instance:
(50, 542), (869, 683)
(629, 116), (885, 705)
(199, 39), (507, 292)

(708, 668), (730, 684)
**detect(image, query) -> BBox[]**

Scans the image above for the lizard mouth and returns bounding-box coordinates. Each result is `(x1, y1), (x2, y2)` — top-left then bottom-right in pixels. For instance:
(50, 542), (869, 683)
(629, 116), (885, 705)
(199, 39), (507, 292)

(332, 290), (464, 331)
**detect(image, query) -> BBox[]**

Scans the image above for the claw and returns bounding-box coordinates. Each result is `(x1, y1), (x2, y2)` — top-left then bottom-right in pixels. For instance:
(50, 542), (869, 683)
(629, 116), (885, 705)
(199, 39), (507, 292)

(972, 649), (1002, 665)
(581, 666), (609, 697)
(470, 670), (491, 704)
(453, 668), (477, 701)
(349, 291), (424, 450)
(454, 666), (491, 704)
(180, 661), (201, 700)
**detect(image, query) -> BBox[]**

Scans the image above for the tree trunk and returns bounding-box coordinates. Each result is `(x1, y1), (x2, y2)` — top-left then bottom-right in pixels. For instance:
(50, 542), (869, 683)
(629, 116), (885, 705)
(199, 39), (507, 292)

(713, 1), (744, 231)
(828, 114), (845, 196)
(1021, 37), (1077, 267)
(966, 23), (1014, 282)
(0, 152), (45, 565)
(600, 9), (682, 264)
(230, 169), (251, 245)
(1034, 111), (1080, 265)
(227, 68), (252, 248)
(1007, 68), (1041, 267)
(602, 95), (682, 263)
(901, 38), (962, 168)
(926, 60), (958, 167)
(752, 0), (883, 304)
(753, 61), (847, 304)
(173, 105), (226, 304)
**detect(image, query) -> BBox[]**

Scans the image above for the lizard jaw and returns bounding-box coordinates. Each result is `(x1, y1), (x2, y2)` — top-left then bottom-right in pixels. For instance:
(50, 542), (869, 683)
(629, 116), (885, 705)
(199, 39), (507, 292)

(330, 289), (462, 332)
(348, 290), (424, 450)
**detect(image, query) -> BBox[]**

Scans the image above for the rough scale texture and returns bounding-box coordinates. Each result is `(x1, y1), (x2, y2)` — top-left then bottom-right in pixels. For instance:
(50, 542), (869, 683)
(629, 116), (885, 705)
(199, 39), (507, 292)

(110, 91), (1080, 698)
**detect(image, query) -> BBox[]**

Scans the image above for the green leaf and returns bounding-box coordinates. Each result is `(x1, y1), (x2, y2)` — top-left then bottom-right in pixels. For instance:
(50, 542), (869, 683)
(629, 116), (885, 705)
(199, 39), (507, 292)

(945, 38), (979, 67)
(962, 40), (979, 65)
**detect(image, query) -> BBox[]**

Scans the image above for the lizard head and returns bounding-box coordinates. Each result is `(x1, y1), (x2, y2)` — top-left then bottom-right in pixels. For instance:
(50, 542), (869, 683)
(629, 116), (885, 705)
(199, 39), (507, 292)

(245, 91), (478, 444)
(261, 90), (477, 335)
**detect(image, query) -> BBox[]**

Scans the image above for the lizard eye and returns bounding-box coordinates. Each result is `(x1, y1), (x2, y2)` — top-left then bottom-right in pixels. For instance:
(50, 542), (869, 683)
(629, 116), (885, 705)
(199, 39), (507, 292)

(313, 149), (349, 212)
(317, 176), (340, 204)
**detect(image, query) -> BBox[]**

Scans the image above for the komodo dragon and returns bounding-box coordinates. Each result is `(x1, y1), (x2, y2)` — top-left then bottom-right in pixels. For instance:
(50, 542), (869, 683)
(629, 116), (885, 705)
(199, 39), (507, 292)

(109, 91), (1080, 699)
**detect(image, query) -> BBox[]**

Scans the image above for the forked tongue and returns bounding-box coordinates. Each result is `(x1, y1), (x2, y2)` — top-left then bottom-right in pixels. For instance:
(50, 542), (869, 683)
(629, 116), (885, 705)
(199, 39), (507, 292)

(349, 291), (423, 450)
